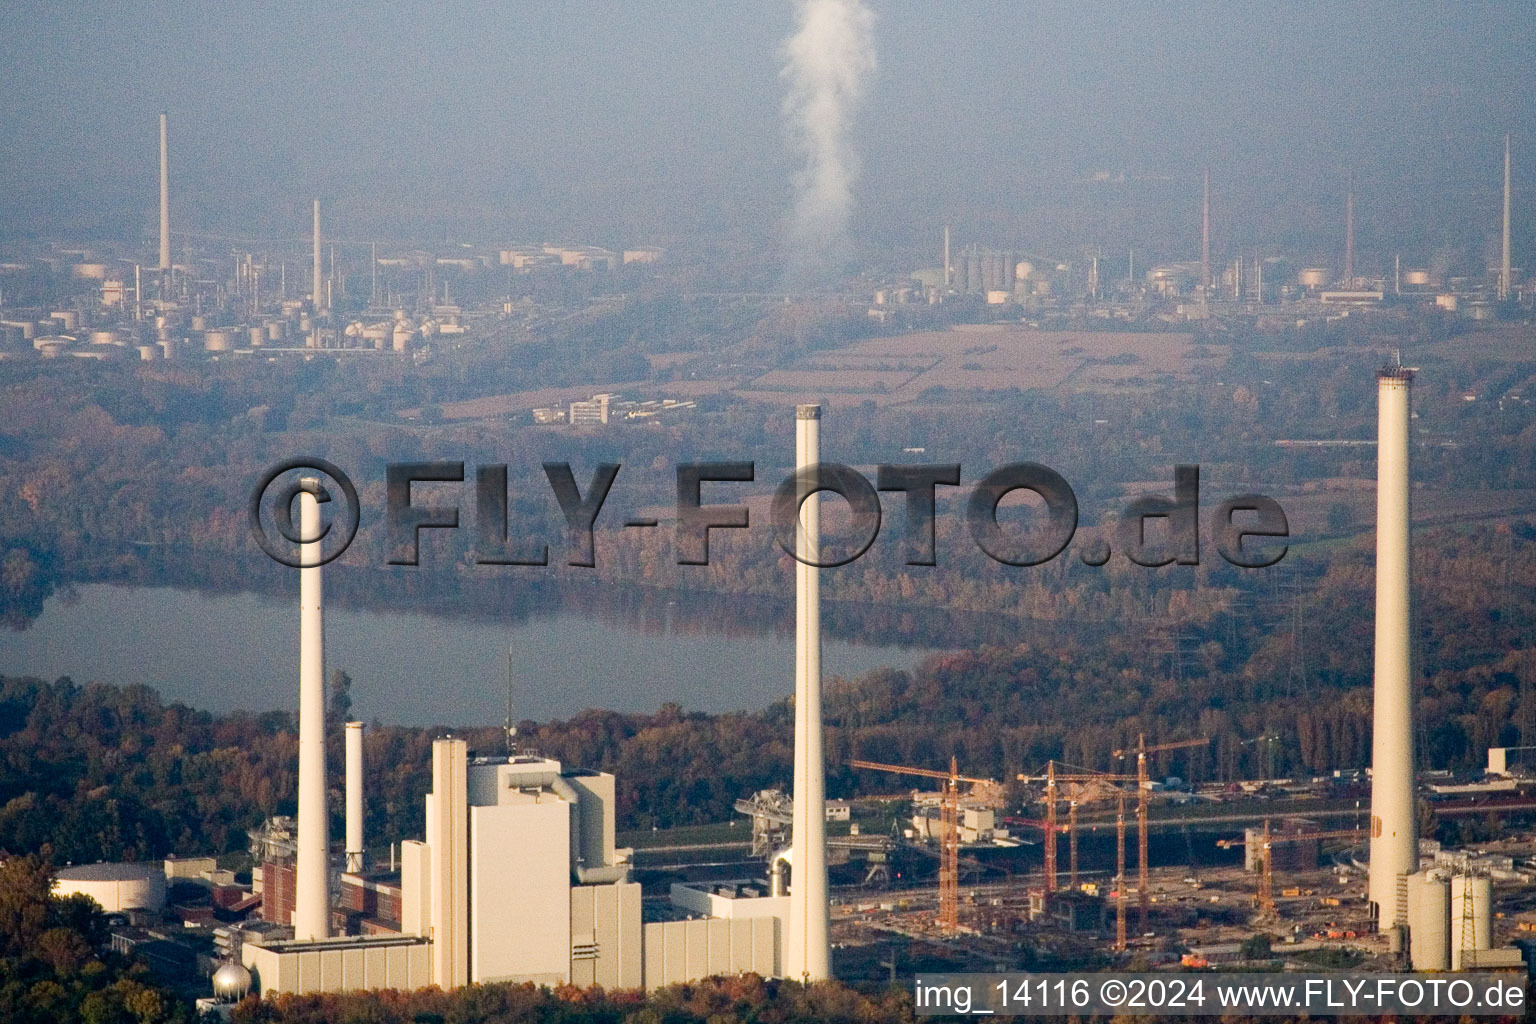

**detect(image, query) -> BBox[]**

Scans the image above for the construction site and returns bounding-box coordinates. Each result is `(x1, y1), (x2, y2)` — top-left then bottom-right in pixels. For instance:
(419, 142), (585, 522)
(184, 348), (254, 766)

(684, 740), (1536, 981)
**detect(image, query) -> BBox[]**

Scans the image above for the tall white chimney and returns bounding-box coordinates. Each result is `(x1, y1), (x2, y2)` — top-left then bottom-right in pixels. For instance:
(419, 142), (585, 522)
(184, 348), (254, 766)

(1368, 366), (1417, 930)
(1200, 168), (1212, 301)
(312, 200), (324, 316)
(1344, 170), (1356, 288)
(158, 113), (171, 272)
(1502, 134), (1512, 301)
(345, 721), (365, 873)
(786, 404), (831, 981)
(294, 483), (330, 940)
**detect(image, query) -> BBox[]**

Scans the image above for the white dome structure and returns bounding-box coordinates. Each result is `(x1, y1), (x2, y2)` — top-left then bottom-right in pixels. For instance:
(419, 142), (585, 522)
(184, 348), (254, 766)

(211, 962), (253, 1003)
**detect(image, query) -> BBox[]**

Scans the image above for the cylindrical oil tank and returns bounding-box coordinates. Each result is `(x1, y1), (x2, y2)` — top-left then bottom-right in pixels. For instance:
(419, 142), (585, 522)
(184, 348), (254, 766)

(137, 344), (159, 361)
(72, 263), (109, 280)
(265, 320), (287, 342)
(249, 326), (265, 347)
(204, 329), (235, 352)
(1407, 871), (1449, 971)
(392, 325), (415, 353)
(50, 311), (79, 331)
(1404, 269), (1431, 287)
(1449, 874), (1492, 970)
(89, 330), (120, 346)
(54, 862), (166, 912)
(1298, 268), (1329, 288)
(190, 315), (208, 332)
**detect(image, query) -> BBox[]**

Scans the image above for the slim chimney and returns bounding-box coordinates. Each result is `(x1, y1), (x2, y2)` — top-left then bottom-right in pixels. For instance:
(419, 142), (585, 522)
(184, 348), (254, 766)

(786, 404), (830, 981)
(312, 200), (324, 316)
(1201, 168), (1211, 300)
(1502, 134), (1512, 301)
(158, 114), (171, 272)
(1368, 365), (1417, 931)
(933, 222), (946, 288)
(294, 482), (329, 940)
(345, 721), (365, 873)
(1344, 170), (1356, 288)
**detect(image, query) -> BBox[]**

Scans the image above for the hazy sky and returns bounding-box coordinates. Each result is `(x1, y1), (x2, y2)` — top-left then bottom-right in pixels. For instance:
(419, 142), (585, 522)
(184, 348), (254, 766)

(2, 1), (1532, 267)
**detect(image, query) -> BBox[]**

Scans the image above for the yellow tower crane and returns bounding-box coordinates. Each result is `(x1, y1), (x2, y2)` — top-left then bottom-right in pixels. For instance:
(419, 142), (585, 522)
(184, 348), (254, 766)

(1218, 820), (1367, 913)
(1112, 735), (1209, 931)
(1016, 762), (1136, 893)
(848, 757), (996, 937)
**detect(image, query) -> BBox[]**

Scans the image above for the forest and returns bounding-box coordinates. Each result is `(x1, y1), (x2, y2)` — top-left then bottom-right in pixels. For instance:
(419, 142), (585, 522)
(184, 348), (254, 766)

(0, 503), (1531, 863)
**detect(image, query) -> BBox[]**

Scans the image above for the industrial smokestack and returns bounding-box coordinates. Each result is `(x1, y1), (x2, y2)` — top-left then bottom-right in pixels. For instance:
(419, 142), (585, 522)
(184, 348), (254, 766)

(312, 200), (324, 316)
(158, 113), (171, 272)
(345, 721), (365, 873)
(786, 403), (830, 981)
(933, 222), (946, 290)
(1368, 366), (1417, 931)
(1201, 168), (1211, 300)
(1502, 134), (1512, 301)
(1345, 170), (1356, 288)
(294, 483), (329, 940)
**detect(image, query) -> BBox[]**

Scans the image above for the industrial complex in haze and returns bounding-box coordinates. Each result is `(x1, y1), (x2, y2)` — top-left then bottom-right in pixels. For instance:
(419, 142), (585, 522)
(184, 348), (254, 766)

(4, 11), (1536, 1016)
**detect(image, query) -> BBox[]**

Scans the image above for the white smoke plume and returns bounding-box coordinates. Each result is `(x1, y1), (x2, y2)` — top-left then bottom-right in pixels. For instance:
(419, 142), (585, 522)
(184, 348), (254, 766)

(781, 0), (876, 276)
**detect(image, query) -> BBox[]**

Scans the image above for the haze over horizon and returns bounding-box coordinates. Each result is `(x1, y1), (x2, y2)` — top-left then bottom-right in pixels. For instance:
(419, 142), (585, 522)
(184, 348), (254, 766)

(3, 1), (1533, 268)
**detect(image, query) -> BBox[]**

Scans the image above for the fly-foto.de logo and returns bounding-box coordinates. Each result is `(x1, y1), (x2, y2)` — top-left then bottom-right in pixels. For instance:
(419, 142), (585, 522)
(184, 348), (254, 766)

(248, 459), (1289, 571)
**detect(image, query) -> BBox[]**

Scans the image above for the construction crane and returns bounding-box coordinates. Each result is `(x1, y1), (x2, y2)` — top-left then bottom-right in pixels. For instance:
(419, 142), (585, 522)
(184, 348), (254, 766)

(847, 757), (996, 937)
(1113, 735), (1209, 930)
(1218, 820), (1367, 912)
(1017, 762), (1135, 893)
(1115, 792), (1128, 951)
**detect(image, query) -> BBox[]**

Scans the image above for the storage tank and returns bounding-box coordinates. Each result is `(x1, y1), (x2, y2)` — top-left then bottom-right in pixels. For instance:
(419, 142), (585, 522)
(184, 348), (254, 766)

(1449, 874), (1492, 970)
(392, 324), (415, 353)
(265, 320), (287, 343)
(1404, 269), (1432, 287)
(89, 330), (120, 346)
(54, 862), (166, 912)
(249, 326), (265, 347)
(137, 344), (159, 361)
(1406, 871), (1450, 971)
(204, 329), (235, 352)
(190, 315), (208, 331)
(71, 263), (109, 280)
(1298, 268), (1330, 289)
(50, 311), (79, 331)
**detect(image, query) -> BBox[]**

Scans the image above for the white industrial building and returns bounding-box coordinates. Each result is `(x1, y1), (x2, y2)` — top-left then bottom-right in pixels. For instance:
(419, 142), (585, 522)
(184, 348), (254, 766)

(243, 737), (789, 994)
(240, 408), (837, 999)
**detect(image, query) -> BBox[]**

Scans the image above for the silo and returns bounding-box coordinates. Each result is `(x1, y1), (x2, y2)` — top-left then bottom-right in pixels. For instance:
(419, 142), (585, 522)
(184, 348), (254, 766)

(1449, 875), (1492, 969)
(1406, 871), (1449, 971)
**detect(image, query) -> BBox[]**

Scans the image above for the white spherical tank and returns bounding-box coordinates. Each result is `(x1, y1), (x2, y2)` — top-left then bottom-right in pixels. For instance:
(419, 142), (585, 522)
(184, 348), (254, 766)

(210, 962), (252, 1003)
(54, 862), (166, 912)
